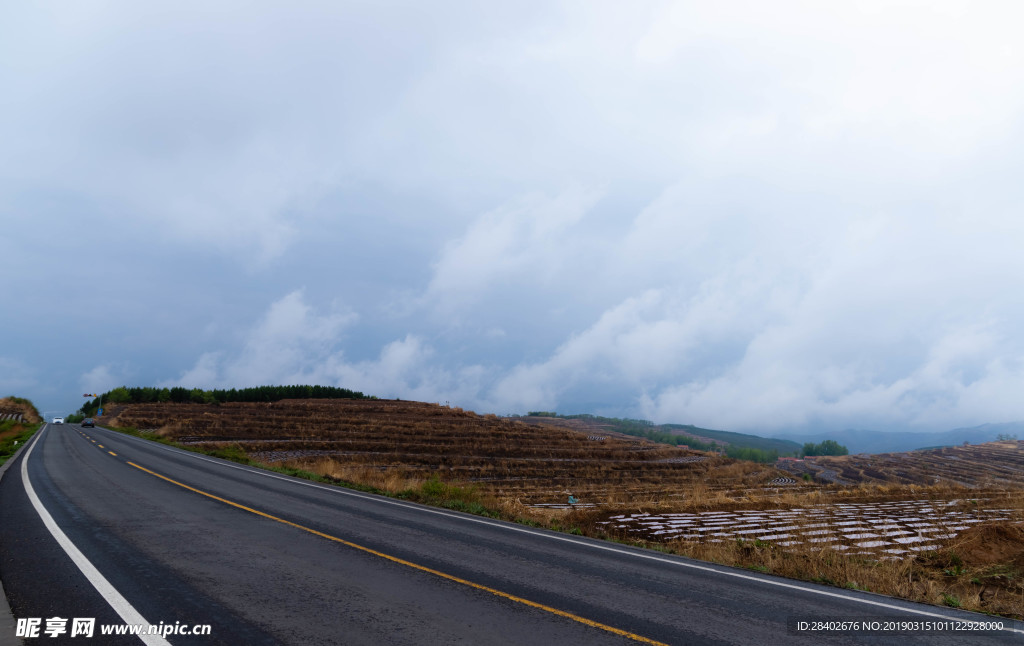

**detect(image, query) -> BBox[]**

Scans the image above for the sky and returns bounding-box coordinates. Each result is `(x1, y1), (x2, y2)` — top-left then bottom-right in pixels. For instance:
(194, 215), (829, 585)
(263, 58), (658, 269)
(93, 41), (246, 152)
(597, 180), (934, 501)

(3, 1), (1024, 435)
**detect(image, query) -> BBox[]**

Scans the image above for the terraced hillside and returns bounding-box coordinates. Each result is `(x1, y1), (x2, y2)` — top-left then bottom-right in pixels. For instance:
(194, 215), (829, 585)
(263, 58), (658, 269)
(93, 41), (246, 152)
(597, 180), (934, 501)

(776, 440), (1024, 487)
(0, 396), (41, 466)
(103, 399), (797, 505)
(0, 396), (41, 424)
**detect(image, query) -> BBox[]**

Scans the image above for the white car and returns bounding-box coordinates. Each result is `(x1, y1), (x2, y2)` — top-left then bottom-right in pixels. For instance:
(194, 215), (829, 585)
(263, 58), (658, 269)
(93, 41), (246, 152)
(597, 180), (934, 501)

(52, 417), (64, 424)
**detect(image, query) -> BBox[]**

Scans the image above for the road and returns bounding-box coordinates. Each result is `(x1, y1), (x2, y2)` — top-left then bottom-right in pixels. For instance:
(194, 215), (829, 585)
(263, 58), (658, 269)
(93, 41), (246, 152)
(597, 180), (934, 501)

(1, 423), (1020, 645)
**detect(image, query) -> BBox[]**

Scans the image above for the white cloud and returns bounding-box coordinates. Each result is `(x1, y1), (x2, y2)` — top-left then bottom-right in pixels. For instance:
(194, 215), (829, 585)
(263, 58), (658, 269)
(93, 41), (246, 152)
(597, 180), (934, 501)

(318, 335), (488, 404)
(169, 291), (488, 406)
(635, 1), (1024, 150)
(170, 290), (355, 388)
(641, 321), (1024, 433)
(173, 353), (224, 390)
(427, 187), (603, 305)
(80, 365), (121, 396)
(475, 188), (1024, 431)
(9, 2), (1024, 431)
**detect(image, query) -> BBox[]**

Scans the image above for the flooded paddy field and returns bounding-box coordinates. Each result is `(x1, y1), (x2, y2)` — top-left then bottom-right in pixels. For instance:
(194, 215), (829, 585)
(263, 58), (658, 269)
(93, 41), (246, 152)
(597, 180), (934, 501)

(601, 499), (1014, 559)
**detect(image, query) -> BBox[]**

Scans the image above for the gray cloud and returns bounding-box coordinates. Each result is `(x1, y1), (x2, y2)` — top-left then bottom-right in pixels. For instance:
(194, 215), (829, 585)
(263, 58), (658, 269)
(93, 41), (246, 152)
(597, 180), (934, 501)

(6, 2), (1024, 432)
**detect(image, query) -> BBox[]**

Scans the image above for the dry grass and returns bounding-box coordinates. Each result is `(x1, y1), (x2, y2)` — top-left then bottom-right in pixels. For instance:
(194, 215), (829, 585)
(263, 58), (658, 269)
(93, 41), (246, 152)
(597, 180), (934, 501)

(293, 458), (427, 494)
(672, 521), (1024, 618)
(104, 399), (803, 509)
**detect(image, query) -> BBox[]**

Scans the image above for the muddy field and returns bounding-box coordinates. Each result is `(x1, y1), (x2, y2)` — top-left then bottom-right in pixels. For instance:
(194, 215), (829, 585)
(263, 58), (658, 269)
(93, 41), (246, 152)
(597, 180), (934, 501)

(602, 499), (1014, 558)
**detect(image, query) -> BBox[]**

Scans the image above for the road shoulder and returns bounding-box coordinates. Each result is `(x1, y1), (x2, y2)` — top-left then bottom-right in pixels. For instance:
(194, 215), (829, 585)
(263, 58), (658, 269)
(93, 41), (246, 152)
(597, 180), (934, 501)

(0, 430), (35, 646)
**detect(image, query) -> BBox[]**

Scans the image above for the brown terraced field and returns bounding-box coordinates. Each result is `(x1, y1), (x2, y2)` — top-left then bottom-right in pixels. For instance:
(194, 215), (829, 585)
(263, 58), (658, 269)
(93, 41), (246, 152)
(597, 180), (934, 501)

(776, 441), (1024, 487)
(102, 399), (799, 507)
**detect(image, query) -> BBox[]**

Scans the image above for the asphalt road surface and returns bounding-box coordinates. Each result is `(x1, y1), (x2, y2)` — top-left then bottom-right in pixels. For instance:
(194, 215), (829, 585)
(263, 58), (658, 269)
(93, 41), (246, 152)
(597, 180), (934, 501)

(1, 423), (1021, 645)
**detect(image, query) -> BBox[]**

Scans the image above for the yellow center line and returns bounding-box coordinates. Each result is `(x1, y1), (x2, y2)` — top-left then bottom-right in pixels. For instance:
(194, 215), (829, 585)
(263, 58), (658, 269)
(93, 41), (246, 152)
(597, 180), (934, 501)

(108, 451), (117, 456)
(126, 461), (667, 646)
(98, 445), (104, 449)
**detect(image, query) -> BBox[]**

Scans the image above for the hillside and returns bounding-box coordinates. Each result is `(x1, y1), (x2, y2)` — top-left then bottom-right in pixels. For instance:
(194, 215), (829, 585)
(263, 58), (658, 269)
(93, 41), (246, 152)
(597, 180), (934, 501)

(518, 413), (801, 457)
(0, 396), (41, 466)
(101, 399), (795, 506)
(661, 423), (801, 454)
(776, 439), (1024, 487)
(0, 396), (41, 424)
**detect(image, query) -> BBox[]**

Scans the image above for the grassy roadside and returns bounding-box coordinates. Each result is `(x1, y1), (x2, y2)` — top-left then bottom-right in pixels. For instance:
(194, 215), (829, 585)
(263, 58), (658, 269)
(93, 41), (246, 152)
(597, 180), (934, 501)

(105, 424), (1023, 621)
(107, 426), (511, 519)
(0, 421), (41, 466)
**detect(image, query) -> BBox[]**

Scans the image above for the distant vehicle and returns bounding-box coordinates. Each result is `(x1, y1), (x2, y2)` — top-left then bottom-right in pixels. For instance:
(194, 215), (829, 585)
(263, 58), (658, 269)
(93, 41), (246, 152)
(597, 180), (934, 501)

(52, 417), (64, 424)
(81, 418), (95, 428)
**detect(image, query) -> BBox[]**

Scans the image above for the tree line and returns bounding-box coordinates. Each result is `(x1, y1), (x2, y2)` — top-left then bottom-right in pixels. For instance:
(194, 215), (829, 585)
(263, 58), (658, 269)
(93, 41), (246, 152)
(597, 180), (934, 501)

(724, 446), (780, 463)
(801, 439), (849, 456)
(523, 411), (845, 463)
(528, 412), (723, 453)
(79, 385), (371, 417)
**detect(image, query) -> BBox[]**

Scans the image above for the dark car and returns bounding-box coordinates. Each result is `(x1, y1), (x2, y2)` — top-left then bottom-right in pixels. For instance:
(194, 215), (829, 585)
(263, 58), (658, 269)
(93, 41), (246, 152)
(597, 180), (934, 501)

(81, 418), (95, 428)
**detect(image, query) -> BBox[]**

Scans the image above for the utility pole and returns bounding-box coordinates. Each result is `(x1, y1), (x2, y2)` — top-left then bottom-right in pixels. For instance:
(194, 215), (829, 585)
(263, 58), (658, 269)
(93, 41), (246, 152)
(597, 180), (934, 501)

(83, 393), (103, 418)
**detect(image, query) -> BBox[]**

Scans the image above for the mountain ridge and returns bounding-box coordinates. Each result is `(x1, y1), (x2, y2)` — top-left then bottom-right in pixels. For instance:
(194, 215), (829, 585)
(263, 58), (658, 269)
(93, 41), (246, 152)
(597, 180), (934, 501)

(773, 421), (1024, 454)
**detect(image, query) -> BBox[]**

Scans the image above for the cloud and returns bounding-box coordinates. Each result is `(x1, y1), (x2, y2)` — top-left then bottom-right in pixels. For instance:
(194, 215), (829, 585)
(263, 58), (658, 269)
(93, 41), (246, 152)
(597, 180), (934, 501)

(634, 2), (1024, 156)
(427, 187), (603, 305)
(169, 291), (488, 405)
(8, 2), (1024, 430)
(0, 357), (36, 394)
(174, 353), (225, 391)
(482, 272), (781, 413)
(318, 335), (488, 404)
(1, 2), (493, 263)
(474, 188), (1024, 431)
(80, 365), (123, 396)
(641, 322), (1024, 433)
(170, 290), (355, 388)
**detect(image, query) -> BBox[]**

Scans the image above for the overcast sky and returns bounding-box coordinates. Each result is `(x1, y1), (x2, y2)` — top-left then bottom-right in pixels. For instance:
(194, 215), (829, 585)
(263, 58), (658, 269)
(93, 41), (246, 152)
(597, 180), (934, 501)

(3, 1), (1023, 434)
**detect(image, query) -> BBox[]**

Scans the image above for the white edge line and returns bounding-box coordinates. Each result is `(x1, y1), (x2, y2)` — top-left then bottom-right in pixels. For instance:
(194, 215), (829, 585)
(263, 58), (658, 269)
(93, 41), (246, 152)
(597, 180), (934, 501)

(21, 427), (171, 646)
(99, 426), (1024, 634)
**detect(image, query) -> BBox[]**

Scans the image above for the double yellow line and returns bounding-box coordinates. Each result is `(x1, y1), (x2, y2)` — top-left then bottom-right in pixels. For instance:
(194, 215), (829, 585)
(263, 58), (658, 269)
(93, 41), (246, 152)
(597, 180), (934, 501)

(126, 461), (668, 645)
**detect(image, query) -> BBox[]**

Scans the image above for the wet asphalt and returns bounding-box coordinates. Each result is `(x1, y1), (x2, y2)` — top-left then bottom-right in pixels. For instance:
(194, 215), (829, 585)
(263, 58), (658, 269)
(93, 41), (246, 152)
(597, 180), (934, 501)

(1, 424), (1020, 645)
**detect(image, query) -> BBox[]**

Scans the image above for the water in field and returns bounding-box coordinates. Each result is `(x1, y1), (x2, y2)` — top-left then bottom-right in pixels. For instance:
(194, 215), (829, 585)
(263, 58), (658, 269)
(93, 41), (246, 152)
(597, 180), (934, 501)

(599, 500), (1012, 558)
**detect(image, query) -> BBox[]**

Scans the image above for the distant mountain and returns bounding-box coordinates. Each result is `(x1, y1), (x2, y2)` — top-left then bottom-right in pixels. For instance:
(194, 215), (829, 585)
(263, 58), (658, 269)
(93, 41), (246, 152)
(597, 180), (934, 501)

(773, 421), (1024, 455)
(524, 413), (803, 455)
(661, 424), (802, 454)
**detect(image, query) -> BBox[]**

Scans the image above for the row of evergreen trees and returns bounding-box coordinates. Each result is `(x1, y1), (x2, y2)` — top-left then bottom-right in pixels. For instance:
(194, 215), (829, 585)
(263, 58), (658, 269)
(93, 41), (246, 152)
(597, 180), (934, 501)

(724, 446), (780, 463)
(801, 439), (849, 456)
(79, 385), (371, 416)
(534, 413), (722, 453)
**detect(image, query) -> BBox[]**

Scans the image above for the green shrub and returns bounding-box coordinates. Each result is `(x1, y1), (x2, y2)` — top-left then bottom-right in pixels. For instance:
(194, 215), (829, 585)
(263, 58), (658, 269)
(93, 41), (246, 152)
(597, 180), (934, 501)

(803, 440), (849, 457)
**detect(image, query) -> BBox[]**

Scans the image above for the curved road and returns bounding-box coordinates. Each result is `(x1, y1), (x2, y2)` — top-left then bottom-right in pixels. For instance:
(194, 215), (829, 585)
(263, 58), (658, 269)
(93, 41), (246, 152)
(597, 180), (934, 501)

(1, 424), (1020, 645)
